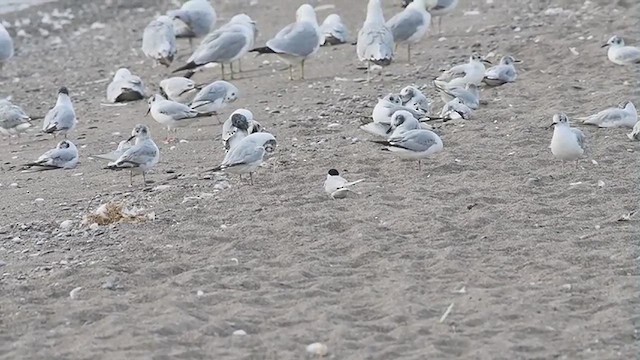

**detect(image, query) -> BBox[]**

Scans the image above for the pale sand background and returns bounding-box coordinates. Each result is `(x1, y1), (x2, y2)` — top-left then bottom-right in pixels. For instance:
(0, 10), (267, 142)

(0, 0), (639, 359)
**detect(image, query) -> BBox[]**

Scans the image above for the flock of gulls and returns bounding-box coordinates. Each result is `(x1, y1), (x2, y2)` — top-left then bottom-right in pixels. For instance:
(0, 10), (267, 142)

(0, 0), (638, 199)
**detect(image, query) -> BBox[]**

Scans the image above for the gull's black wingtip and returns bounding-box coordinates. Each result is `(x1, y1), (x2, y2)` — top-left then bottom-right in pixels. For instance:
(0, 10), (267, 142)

(173, 61), (198, 73)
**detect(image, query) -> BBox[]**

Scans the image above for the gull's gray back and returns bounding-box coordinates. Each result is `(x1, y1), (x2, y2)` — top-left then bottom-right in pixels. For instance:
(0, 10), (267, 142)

(267, 21), (319, 58)
(390, 129), (438, 152)
(190, 30), (246, 63)
(386, 9), (424, 43)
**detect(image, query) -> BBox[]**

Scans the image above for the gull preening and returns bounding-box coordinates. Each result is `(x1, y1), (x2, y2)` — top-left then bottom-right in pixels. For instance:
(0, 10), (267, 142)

(222, 109), (263, 152)
(320, 14), (349, 46)
(435, 83), (480, 110)
(173, 14), (257, 79)
(434, 53), (491, 88)
(42, 87), (77, 139)
(357, 0), (395, 81)
(386, 0), (431, 62)
(0, 99), (31, 137)
(483, 55), (520, 87)
(22, 140), (79, 172)
(440, 97), (472, 121)
(324, 169), (364, 199)
(0, 22), (14, 71)
(142, 15), (177, 67)
(167, 0), (217, 48)
(106, 68), (146, 103)
(209, 132), (277, 185)
(578, 101), (638, 128)
(371, 93), (425, 125)
(159, 76), (200, 104)
(400, 86), (432, 115)
(361, 109), (424, 138)
(250, 4), (322, 80)
(106, 124), (160, 185)
(189, 80), (239, 115)
(602, 35), (640, 66)
(550, 113), (585, 168)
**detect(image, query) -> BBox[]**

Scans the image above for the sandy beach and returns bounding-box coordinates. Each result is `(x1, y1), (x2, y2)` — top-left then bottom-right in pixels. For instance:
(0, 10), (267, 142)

(0, 0), (639, 358)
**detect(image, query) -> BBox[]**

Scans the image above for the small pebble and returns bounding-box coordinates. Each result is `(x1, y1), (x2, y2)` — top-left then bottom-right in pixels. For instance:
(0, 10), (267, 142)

(197, 290), (204, 296)
(9, 183), (18, 188)
(306, 343), (328, 356)
(34, 198), (45, 204)
(233, 330), (247, 336)
(69, 286), (82, 299)
(59, 220), (74, 230)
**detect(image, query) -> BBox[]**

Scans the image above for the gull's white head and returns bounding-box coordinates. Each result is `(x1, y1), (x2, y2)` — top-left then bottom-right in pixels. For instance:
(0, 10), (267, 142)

(500, 55), (521, 65)
(471, 53), (492, 65)
(382, 93), (402, 105)
(129, 124), (151, 141)
(114, 68), (132, 81)
(231, 108), (254, 122)
(324, 14), (341, 24)
(230, 112), (250, 130)
(230, 14), (254, 25)
(57, 140), (76, 150)
(400, 86), (418, 101)
(603, 35), (624, 48)
(552, 113), (570, 127)
(222, 82), (239, 102)
(390, 110), (415, 130)
(618, 100), (636, 112)
(296, 4), (317, 24)
(156, 15), (174, 25)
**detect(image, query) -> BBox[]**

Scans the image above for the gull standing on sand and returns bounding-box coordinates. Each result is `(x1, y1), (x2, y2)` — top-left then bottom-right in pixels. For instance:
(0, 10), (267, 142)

(142, 15), (177, 67)
(42, 87), (76, 139)
(602, 35), (640, 65)
(435, 83), (480, 110)
(250, 4), (322, 80)
(578, 101), (637, 128)
(106, 68), (146, 103)
(550, 113), (585, 168)
(209, 132), (277, 185)
(190, 80), (239, 115)
(160, 76), (200, 104)
(22, 140), (78, 172)
(400, 86), (431, 114)
(357, 0), (395, 81)
(147, 94), (213, 142)
(92, 140), (132, 162)
(372, 127), (443, 170)
(324, 169), (364, 199)
(0, 99), (31, 137)
(106, 124), (160, 185)
(434, 53), (491, 88)
(483, 55), (520, 86)
(0, 22), (13, 71)
(386, 0), (431, 63)
(320, 14), (349, 46)
(168, 0), (216, 48)
(222, 109), (263, 152)
(173, 14), (257, 79)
